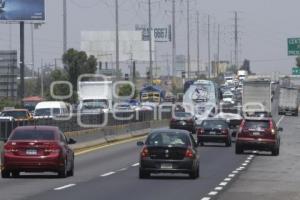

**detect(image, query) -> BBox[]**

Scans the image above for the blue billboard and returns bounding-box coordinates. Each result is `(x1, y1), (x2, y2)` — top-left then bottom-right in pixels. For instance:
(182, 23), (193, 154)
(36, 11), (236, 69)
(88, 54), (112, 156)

(0, 0), (45, 21)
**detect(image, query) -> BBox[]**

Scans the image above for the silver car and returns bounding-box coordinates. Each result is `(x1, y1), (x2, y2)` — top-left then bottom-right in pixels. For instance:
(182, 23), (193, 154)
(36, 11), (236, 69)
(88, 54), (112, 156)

(0, 0), (5, 9)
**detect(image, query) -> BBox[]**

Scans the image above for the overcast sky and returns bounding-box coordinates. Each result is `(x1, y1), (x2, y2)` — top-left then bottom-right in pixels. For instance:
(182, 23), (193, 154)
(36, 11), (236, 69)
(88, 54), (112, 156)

(0, 0), (299, 76)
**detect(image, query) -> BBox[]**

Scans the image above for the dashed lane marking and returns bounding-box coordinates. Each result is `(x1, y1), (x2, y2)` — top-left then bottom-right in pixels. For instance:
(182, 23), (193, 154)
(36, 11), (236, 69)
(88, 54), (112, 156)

(131, 163), (140, 167)
(100, 172), (115, 177)
(54, 184), (76, 191)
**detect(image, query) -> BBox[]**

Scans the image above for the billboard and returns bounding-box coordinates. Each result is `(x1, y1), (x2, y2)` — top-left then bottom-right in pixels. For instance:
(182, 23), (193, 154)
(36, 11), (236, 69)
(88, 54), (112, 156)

(135, 24), (171, 42)
(0, 0), (45, 21)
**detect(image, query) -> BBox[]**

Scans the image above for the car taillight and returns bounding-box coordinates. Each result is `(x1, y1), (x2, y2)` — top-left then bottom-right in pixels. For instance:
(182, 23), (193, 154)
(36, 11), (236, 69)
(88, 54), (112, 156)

(185, 148), (194, 158)
(44, 144), (61, 154)
(221, 128), (229, 135)
(269, 120), (276, 135)
(197, 128), (204, 135)
(141, 146), (149, 158)
(4, 143), (18, 153)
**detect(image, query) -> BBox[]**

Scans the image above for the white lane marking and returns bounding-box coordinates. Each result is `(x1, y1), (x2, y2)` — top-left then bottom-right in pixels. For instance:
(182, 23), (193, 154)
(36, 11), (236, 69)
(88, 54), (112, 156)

(101, 171), (115, 177)
(219, 182), (228, 186)
(245, 160), (250, 163)
(237, 167), (245, 170)
(242, 163), (248, 166)
(201, 197), (211, 200)
(232, 170), (239, 174)
(208, 191), (218, 196)
(132, 163), (140, 167)
(276, 115), (285, 126)
(224, 178), (231, 181)
(116, 168), (127, 172)
(215, 187), (223, 191)
(228, 174), (235, 178)
(54, 184), (76, 191)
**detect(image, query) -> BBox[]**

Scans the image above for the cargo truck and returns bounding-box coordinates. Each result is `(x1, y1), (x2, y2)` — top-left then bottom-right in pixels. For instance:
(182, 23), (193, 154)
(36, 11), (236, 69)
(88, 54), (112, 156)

(242, 78), (272, 117)
(278, 87), (299, 116)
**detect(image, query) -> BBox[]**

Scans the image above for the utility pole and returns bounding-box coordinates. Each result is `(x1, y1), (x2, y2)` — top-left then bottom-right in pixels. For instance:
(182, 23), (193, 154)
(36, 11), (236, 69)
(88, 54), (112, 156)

(31, 24), (35, 77)
(196, 11), (200, 78)
(186, 0), (190, 80)
(20, 22), (25, 101)
(217, 24), (220, 76)
(63, 0), (67, 53)
(207, 15), (211, 79)
(148, 0), (153, 84)
(115, 0), (120, 79)
(171, 0), (176, 79)
(234, 11), (238, 70)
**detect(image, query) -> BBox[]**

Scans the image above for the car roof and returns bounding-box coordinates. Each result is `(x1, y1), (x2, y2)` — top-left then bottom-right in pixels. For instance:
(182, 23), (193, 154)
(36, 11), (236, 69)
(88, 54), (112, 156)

(151, 128), (191, 135)
(35, 101), (67, 109)
(14, 126), (60, 132)
(244, 117), (271, 121)
(202, 118), (227, 121)
(2, 109), (28, 112)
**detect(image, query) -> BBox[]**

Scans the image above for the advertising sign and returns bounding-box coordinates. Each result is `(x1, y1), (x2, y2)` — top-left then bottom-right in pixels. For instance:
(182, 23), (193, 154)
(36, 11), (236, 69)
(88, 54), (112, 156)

(0, 0), (45, 21)
(135, 24), (171, 42)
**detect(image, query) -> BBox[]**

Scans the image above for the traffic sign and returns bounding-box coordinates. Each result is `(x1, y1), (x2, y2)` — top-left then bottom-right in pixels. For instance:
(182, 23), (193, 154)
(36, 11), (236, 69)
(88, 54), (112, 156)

(288, 38), (300, 56)
(292, 67), (300, 75)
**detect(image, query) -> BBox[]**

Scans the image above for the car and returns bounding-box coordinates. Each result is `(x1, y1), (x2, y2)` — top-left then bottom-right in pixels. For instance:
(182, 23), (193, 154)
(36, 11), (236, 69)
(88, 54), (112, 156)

(196, 118), (232, 147)
(169, 112), (196, 133)
(1, 126), (76, 178)
(0, 0), (5, 9)
(34, 101), (69, 118)
(0, 109), (33, 120)
(137, 129), (199, 179)
(235, 117), (282, 156)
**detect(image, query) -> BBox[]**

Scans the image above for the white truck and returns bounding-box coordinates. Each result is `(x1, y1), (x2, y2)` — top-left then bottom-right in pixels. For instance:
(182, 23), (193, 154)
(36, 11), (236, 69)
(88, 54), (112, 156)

(78, 81), (113, 113)
(278, 87), (299, 116)
(242, 78), (272, 117)
(237, 70), (248, 81)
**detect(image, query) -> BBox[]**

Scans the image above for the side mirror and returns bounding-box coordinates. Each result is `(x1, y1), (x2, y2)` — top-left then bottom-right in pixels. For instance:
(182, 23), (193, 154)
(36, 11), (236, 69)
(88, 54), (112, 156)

(137, 141), (144, 146)
(278, 127), (283, 132)
(68, 138), (77, 144)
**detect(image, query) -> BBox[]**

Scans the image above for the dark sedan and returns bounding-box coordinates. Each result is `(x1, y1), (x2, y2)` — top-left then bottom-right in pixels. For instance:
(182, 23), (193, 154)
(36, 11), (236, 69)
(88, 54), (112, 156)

(137, 129), (199, 179)
(196, 118), (232, 147)
(169, 112), (196, 133)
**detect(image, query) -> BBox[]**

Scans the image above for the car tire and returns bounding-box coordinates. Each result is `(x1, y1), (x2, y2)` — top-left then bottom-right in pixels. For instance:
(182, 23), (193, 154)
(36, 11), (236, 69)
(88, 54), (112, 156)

(58, 160), (67, 178)
(198, 141), (204, 146)
(235, 145), (243, 154)
(67, 159), (74, 177)
(12, 171), (20, 178)
(225, 139), (232, 147)
(189, 168), (199, 179)
(272, 147), (280, 156)
(139, 168), (150, 179)
(1, 170), (10, 178)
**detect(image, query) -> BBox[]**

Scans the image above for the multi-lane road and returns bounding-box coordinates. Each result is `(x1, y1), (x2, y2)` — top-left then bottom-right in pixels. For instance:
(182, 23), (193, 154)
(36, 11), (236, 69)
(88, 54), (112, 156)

(0, 91), (295, 200)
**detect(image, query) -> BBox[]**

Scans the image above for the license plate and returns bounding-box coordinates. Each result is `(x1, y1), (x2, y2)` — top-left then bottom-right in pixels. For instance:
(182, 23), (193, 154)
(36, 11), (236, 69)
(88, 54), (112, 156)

(26, 149), (37, 155)
(160, 163), (173, 169)
(180, 121), (186, 125)
(253, 132), (260, 136)
(210, 131), (216, 135)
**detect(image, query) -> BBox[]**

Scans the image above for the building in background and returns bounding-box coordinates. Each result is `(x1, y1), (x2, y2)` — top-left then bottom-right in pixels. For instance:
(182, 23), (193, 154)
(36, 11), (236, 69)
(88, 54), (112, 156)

(212, 61), (230, 77)
(0, 50), (18, 99)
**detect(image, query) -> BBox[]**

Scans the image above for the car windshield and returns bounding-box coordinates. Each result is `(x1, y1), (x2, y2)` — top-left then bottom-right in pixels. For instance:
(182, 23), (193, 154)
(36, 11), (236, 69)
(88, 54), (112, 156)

(35, 108), (60, 116)
(244, 120), (269, 130)
(201, 120), (228, 129)
(82, 100), (108, 109)
(10, 130), (55, 140)
(146, 132), (190, 146)
(1, 111), (27, 118)
(175, 112), (192, 118)
(223, 94), (233, 98)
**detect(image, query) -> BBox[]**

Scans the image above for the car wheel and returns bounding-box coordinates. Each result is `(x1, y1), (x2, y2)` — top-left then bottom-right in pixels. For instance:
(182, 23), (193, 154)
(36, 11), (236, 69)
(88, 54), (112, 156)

(139, 168), (150, 179)
(198, 141), (204, 146)
(225, 139), (232, 147)
(1, 170), (10, 178)
(272, 147), (280, 156)
(235, 145), (243, 154)
(189, 168), (199, 179)
(58, 160), (67, 178)
(67, 159), (74, 177)
(12, 171), (20, 178)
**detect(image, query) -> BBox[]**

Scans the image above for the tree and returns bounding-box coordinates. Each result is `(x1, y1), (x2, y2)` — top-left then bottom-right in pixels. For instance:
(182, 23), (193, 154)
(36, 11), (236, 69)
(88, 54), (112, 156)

(62, 49), (97, 91)
(296, 56), (300, 67)
(118, 84), (138, 99)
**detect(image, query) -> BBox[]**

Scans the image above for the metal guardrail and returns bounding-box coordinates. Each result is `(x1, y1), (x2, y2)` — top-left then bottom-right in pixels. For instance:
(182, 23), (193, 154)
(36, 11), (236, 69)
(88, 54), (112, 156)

(0, 110), (172, 141)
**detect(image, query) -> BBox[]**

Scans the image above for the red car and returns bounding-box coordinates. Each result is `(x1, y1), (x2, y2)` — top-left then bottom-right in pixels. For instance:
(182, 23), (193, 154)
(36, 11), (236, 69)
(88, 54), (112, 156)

(236, 118), (282, 156)
(1, 126), (76, 178)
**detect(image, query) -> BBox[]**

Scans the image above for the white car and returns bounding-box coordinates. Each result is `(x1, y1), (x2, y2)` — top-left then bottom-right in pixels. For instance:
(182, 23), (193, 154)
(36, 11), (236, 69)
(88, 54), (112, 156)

(0, 0), (6, 9)
(222, 91), (235, 104)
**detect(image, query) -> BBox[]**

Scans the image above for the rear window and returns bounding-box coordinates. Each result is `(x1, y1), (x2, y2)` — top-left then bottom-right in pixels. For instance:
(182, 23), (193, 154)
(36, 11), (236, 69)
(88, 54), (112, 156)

(175, 112), (192, 118)
(1, 111), (27, 118)
(146, 132), (190, 146)
(201, 120), (228, 129)
(244, 120), (269, 130)
(10, 130), (56, 140)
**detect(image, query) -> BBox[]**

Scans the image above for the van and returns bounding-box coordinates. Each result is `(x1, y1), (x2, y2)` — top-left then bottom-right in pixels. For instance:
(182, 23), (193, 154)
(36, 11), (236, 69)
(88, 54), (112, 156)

(34, 101), (69, 118)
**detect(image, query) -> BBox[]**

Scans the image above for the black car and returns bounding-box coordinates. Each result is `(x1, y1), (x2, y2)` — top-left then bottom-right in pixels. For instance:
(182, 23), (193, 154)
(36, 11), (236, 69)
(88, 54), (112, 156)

(196, 118), (231, 147)
(169, 112), (196, 133)
(137, 129), (199, 179)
